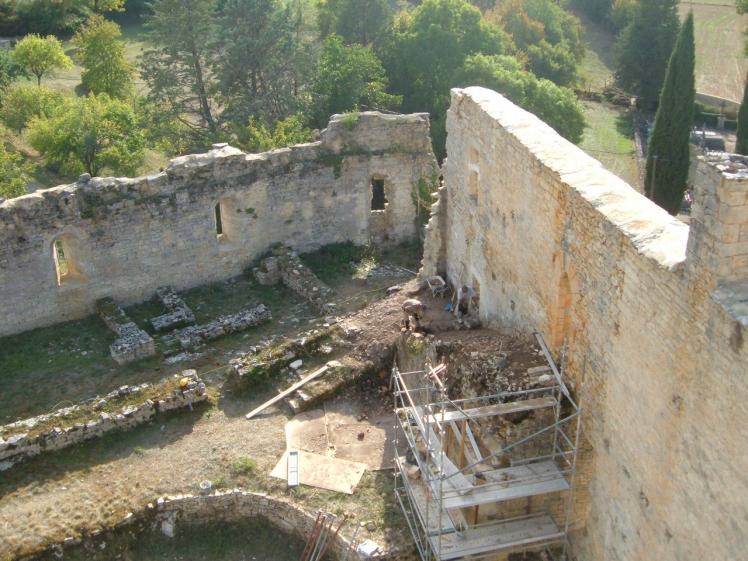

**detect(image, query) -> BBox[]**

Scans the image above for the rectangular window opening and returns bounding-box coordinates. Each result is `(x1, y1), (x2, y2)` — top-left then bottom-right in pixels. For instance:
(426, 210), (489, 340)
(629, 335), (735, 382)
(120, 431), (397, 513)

(215, 203), (224, 238)
(371, 178), (387, 211)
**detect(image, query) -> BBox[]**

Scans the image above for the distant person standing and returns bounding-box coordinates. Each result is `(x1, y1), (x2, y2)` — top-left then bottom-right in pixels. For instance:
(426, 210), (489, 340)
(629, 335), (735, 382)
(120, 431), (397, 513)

(456, 285), (471, 321)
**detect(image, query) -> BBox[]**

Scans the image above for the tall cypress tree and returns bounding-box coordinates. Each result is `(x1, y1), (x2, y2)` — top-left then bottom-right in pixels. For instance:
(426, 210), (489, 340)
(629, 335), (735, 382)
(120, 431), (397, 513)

(645, 12), (695, 215)
(736, 74), (748, 155)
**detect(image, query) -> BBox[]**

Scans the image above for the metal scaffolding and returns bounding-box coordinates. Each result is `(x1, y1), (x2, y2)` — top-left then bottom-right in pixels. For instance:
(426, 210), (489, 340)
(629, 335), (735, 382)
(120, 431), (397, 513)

(392, 332), (582, 561)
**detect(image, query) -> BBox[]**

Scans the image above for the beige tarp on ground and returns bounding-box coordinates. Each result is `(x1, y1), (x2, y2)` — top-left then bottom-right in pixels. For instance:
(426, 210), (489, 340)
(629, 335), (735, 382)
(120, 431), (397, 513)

(270, 450), (366, 494)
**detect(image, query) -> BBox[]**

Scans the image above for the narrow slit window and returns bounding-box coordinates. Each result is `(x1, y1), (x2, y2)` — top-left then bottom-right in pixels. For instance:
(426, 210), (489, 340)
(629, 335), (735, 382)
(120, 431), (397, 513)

(53, 239), (69, 286)
(371, 178), (387, 211)
(215, 203), (224, 237)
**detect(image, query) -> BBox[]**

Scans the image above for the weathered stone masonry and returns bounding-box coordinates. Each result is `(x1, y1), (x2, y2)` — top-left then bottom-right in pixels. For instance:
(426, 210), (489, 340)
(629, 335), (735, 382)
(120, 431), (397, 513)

(0, 112), (437, 336)
(422, 88), (748, 561)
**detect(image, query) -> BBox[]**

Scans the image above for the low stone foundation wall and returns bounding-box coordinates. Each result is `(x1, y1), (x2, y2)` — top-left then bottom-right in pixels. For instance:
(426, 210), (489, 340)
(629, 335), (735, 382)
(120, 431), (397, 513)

(0, 371), (207, 471)
(28, 491), (414, 561)
(150, 286), (195, 332)
(162, 303), (271, 351)
(96, 297), (156, 364)
(255, 246), (334, 314)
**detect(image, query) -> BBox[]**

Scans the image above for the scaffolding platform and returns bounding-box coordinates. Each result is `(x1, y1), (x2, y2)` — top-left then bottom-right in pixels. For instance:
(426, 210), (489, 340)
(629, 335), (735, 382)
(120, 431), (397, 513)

(392, 331), (582, 561)
(433, 514), (565, 560)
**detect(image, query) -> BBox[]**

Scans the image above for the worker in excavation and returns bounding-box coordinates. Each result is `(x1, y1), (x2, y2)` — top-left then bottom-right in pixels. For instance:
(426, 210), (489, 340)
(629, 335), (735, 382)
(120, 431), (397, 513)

(401, 298), (427, 331)
(456, 285), (471, 321)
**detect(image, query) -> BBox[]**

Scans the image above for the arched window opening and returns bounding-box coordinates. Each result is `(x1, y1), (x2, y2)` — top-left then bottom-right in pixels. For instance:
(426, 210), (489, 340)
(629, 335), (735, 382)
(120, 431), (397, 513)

(53, 239), (69, 286)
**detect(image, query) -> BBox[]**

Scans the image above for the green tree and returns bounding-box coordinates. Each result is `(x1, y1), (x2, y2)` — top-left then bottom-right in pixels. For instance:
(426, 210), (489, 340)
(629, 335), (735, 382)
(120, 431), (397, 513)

(527, 40), (579, 87)
(645, 12), (695, 214)
(212, 0), (308, 124)
(80, 0), (125, 13)
(12, 34), (73, 86)
(317, 0), (394, 45)
(455, 53), (586, 143)
(615, 0), (679, 108)
(236, 114), (312, 152)
(140, 0), (218, 140)
(735, 75), (748, 155)
(0, 132), (32, 199)
(0, 84), (65, 133)
(309, 35), (400, 127)
(28, 93), (145, 176)
(380, 0), (511, 156)
(522, 0), (584, 60)
(73, 15), (134, 98)
(739, 0), (748, 55)
(0, 49), (26, 93)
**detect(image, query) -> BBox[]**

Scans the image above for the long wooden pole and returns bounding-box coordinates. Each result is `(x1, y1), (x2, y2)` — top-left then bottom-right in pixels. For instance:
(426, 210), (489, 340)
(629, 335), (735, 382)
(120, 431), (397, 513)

(245, 363), (332, 420)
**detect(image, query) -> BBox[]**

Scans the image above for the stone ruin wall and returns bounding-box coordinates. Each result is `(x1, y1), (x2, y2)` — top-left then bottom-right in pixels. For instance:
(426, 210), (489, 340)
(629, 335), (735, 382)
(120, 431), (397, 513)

(421, 87), (748, 561)
(0, 112), (438, 337)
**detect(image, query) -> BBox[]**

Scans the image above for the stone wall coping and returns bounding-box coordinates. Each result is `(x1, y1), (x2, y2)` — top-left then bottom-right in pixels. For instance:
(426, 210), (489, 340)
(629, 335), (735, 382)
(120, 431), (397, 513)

(454, 87), (689, 271)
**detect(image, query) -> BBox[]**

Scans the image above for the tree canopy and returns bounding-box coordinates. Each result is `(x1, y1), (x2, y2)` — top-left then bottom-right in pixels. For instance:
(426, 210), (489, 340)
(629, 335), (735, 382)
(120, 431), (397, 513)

(1, 84), (65, 133)
(645, 12), (695, 214)
(12, 34), (73, 86)
(73, 15), (134, 99)
(0, 131), (32, 199)
(317, 0), (394, 45)
(28, 93), (145, 176)
(614, 0), (679, 108)
(309, 35), (400, 127)
(140, 0), (219, 141)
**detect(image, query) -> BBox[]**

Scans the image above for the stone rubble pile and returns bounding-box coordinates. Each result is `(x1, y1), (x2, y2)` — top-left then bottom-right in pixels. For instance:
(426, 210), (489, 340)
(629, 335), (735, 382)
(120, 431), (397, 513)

(150, 286), (196, 332)
(96, 297), (156, 365)
(254, 246), (334, 314)
(0, 370), (207, 471)
(163, 304), (271, 351)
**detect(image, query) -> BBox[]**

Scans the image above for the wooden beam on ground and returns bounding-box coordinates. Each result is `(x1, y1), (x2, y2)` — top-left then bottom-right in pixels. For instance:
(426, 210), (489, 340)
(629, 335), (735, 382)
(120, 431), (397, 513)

(245, 363), (334, 420)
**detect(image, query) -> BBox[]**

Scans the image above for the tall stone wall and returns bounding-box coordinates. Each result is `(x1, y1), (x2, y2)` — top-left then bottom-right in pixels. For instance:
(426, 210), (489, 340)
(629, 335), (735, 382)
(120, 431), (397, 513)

(0, 112), (437, 336)
(422, 87), (748, 561)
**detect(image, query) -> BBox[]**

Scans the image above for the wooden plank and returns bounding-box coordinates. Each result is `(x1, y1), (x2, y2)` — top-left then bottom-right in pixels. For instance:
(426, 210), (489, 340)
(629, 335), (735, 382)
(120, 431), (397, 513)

(423, 397), (557, 424)
(441, 461), (570, 510)
(433, 513), (564, 560)
(245, 363), (331, 420)
(447, 421), (479, 467)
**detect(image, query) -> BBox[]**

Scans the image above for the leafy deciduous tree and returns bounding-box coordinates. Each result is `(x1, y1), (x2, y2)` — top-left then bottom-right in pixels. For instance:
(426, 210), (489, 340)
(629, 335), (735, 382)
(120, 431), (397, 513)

(73, 15), (134, 99)
(28, 93), (145, 176)
(236, 114), (312, 152)
(0, 84), (65, 133)
(0, 131), (32, 199)
(455, 53), (586, 143)
(645, 12), (695, 214)
(527, 39), (579, 87)
(615, 0), (679, 108)
(309, 35), (400, 127)
(0, 48), (26, 93)
(12, 34), (73, 86)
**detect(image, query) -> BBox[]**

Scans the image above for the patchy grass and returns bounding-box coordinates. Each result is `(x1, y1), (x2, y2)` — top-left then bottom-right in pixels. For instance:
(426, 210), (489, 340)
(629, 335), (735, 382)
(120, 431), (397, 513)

(575, 9), (617, 92)
(0, 274), (304, 424)
(579, 100), (639, 188)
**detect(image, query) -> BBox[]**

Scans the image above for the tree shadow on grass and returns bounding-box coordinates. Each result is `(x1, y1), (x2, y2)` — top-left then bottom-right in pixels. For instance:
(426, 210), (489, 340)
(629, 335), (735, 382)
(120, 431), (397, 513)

(616, 111), (635, 139)
(0, 405), (209, 498)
